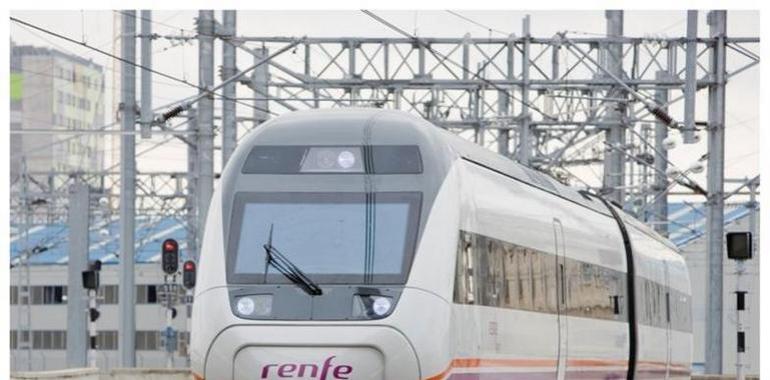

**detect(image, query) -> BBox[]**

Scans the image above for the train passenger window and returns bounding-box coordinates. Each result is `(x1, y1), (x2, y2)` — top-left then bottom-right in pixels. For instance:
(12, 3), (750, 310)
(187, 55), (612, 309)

(453, 233), (475, 304)
(228, 192), (421, 284)
(452, 231), (625, 321)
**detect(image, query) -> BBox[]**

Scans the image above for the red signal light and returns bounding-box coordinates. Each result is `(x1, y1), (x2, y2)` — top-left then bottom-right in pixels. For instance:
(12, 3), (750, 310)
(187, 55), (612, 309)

(163, 240), (178, 252)
(161, 239), (179, 275)
(182, 260), (196, 289)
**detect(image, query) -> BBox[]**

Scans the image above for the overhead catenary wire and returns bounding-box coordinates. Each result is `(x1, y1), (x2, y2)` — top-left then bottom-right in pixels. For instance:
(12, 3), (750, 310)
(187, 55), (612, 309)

(113, 10), (196, 34)
(557, 31), (685, 131)
(156, 37), (305, 124)
(445, 10), (509, 37)
(10, 16), (272, 117)
(360, 10), (550, 119)
(11, 17), (197, 89)
(10, 95), (199, 160)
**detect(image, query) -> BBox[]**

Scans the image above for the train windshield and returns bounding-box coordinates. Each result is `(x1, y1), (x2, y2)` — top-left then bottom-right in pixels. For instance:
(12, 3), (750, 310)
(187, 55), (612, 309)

(227, 192), (422, 284)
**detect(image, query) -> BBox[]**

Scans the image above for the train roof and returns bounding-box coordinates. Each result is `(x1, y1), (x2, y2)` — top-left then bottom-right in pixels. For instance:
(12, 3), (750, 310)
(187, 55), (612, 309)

(238, 108), (681, 250)
(251, 108), (604, 212)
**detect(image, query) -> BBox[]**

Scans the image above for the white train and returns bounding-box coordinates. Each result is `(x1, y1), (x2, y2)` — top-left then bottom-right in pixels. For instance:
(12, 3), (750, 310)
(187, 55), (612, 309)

(190, 109), (691, 380)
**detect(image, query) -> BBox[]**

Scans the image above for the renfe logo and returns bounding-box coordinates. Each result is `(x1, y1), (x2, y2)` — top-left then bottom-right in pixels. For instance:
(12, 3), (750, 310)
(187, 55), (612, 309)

(261, 356), (353, 379)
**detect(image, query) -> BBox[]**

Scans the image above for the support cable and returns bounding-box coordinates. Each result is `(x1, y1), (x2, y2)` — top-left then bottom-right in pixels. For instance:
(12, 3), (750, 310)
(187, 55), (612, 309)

(10, 16), (273, 116)
(361, 10), (550, 119)
(155, 38), (304, 124)
(558, 32), (684, 132)
(445, 10), (509, 36)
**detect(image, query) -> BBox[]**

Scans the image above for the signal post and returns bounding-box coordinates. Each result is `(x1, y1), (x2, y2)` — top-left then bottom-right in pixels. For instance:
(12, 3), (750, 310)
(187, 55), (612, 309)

(160, 239), (197, 368)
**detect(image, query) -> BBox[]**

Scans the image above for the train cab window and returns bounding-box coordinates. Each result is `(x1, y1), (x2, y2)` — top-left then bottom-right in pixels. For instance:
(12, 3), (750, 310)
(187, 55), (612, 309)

(370, 146), (422, 173)
(228, 192), (422, 284)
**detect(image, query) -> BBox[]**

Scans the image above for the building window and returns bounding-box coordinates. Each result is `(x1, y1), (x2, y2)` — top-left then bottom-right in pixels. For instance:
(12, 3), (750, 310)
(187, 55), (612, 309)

(52, 330), (66, 350)
(137, 285), (158, 304)
(31, 286), (43, 304)
(28, 286), (67, 305)
(10, 331), (17, 349)
(97, 331), (118, 350)
(10, 286), (18, 305)
(31, 330), (67, 350)
(135, 331), (160, 351)
(42, 286), (67, 304)
(98, 285), (119, 304)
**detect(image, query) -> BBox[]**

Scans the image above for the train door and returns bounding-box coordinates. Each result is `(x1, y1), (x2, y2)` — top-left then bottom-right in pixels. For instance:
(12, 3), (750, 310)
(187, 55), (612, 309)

(663, 261), (672, 379)
(553, 219), (568, 380)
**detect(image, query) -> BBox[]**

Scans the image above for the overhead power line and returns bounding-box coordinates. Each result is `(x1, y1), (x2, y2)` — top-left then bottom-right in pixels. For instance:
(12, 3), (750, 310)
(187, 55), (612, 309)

(9, 16), (271, 116)
(11, 16), (196, 88)
(113, 10), (195, 33)
(445, 10), (509, 36)
(360, 10), (549, 119)
(156, 38), (304, 123)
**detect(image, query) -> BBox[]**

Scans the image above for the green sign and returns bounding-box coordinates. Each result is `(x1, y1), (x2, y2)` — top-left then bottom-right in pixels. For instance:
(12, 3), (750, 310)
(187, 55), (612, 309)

(10, 72), (23, 101)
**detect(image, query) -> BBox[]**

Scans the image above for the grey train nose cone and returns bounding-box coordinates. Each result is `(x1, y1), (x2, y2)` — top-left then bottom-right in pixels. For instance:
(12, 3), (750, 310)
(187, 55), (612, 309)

(190, 109), (692, 380)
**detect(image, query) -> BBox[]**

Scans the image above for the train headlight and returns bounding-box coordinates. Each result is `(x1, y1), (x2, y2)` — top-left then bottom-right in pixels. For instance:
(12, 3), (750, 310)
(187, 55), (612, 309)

(337, 150), (356, 169)
(234, 295), (273, 318)
(236, 297), (255, 315)
(371, 296), (392, 316)
(352, 294), (394, 319)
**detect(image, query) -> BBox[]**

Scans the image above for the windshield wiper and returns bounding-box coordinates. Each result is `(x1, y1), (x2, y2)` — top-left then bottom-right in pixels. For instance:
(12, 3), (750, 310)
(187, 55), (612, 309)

(262, 224), (323, 296)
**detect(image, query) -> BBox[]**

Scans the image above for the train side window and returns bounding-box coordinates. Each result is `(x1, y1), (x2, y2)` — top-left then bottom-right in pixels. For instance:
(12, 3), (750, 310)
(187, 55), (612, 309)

(488, 240), (505, 307)
(453, 232), (476, 304)
(476, 236), (494, 307)
(531, 251), (547, 313)
(501, 246), (516, 309)
(522, 249), (534, 310)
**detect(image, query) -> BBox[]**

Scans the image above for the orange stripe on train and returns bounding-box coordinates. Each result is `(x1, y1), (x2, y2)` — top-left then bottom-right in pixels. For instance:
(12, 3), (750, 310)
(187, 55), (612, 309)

(425, 357), (690, 380)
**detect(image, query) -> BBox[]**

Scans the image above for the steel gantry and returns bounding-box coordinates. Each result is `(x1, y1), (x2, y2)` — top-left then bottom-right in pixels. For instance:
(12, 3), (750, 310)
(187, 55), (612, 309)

(168, 11), (760, 212)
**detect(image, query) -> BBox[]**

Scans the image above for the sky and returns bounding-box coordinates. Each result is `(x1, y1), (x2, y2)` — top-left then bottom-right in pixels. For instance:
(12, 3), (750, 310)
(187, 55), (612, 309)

(8, 10), (761, 198)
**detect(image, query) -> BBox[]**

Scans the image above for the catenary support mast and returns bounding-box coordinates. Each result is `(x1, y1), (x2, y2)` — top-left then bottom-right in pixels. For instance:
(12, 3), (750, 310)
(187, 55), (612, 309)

(196, 10), (215, 260)
(705, 10), (727, 375)
(221, 10), (237, 167)
(118, 9), (137, 367)
(601, 10), (627, 204)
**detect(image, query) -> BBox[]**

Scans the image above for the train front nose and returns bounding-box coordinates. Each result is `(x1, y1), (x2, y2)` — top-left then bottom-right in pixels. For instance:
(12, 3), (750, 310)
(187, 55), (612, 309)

(204, 325), (420, 380)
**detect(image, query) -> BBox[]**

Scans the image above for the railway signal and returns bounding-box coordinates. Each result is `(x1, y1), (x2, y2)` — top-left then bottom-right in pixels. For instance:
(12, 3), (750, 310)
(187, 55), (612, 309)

(183, 260), (196, 289)
(81, 260), (101, 367)
(81, 260), (101, 290)
(161, 239), (179, 275)
(727, 231), (753, 380)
